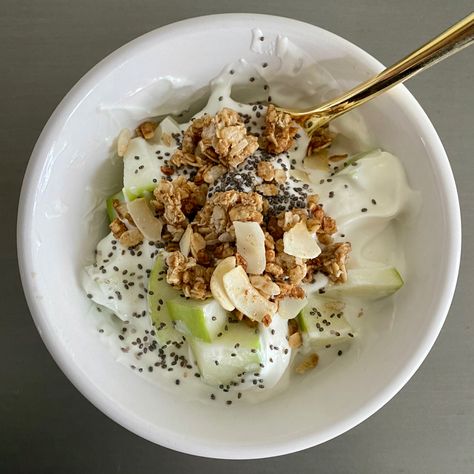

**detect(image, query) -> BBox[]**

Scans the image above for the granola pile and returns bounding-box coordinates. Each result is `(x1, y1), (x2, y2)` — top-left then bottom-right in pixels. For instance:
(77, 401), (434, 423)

(110, 104), (352, 327)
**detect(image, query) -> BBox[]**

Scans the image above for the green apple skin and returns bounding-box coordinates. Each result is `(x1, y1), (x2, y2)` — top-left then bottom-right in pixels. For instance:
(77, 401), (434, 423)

(147, 256), (182, 346)
(106, 191), (125, 222)
(148, 255), (228, 345)
(323, 267), (403, 300)
(189, 322), (262, 386)
(166, 297), (228, 343)
(123, 137), (164, 200)
(298, 295), (355, 348)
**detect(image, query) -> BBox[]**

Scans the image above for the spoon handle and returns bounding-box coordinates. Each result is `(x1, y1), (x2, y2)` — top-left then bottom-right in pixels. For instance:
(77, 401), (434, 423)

(295, 12), (474, 134)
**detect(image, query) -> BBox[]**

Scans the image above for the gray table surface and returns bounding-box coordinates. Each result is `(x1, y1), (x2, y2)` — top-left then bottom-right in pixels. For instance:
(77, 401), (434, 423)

(2, 1), (473, 472)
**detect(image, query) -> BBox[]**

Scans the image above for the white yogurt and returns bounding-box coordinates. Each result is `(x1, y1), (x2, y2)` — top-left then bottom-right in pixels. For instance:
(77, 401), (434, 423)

(84, 41), (419, 405)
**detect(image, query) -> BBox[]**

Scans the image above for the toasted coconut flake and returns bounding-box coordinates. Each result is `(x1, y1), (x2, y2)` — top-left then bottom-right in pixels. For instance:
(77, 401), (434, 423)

(210, 256), (236, 311)
(190, 232), (206, 259)
(222, 266), (277, 322)
(233, 221), (266, 275)
(179, 225), (193, 257)
(283, 222), (321, 259)
(127, 198), (163, 241)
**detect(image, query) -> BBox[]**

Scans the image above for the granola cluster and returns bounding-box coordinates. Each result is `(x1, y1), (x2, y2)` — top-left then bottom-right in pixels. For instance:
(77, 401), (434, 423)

(171, 108), (259, 182)
(263, 104), (299, 154)
(109, 200), (144, 248)
(307, 242), (352, 284)
(306, 124), (336, 156)
(166, 251), (213, 299)
(168, 105), (304, 188)
(162, 183), (348, 303)
(113, 105), (351, 314)
(151, 176), (207, 237)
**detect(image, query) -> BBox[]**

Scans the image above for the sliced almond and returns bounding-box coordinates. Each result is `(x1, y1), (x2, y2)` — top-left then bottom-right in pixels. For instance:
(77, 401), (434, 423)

(233, 221), (266, 274)
(179, 225), (193, 257)
(117, 128), (132, 157)
(283, 221), (321, 259)
(278, 296), (308, 320)
(210, 256), (236, 311)
(126, 198), (163, 241)
(222, 266), (277, 322)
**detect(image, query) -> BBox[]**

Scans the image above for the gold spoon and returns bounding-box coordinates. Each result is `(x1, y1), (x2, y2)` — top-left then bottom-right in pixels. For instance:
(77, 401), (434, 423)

(278, 12), (474, 136)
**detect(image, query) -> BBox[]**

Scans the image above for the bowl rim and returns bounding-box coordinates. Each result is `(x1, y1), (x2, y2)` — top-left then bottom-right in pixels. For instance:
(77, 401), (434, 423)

(17, 13), (461, 459)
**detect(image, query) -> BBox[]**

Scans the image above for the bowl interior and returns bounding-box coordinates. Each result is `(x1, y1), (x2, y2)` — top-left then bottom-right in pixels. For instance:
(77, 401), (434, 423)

(19, 14), (460, 459)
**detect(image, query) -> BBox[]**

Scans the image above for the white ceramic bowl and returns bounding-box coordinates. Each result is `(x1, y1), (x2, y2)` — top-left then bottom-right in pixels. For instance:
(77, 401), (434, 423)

(18, 14), (461, 459)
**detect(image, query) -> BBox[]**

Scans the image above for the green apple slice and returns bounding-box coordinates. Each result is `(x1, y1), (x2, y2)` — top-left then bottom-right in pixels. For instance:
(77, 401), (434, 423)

(189, 322), (262, 386)
(166, 297), (228, 343)
(123, 137), (165, 200)
(148, 255), (182, 345)
(324, 267), (403, 299)
(298, 295), (355, 347)
(106, 190), (125, 222)
(148, 255), (228, 343)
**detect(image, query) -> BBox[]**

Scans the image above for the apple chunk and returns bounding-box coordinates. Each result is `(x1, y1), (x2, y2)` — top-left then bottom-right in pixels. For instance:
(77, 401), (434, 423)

(167, 297), (228, 342)
(233, 221), (266, 274)
(222, 266), (277, 322)
(148, 255), (182, 345)
(189, 322), (262, 385)
(298, 295), (356, 347)
(149, 255), (227, 343)
(323, 267), (403, 299)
